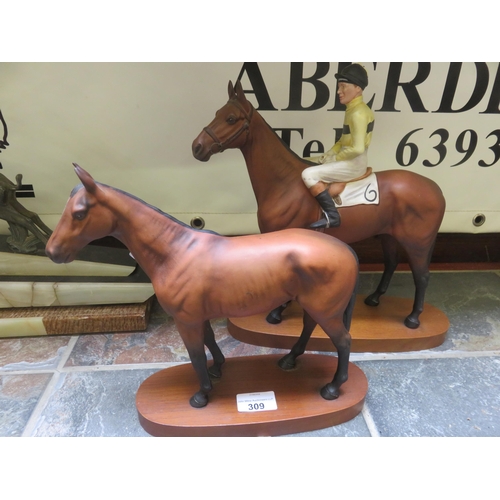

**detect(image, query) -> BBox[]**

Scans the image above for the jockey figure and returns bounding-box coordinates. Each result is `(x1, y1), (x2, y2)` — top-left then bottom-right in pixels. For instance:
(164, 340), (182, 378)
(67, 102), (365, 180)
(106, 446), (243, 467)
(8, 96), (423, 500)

(302, 63), (375, 229)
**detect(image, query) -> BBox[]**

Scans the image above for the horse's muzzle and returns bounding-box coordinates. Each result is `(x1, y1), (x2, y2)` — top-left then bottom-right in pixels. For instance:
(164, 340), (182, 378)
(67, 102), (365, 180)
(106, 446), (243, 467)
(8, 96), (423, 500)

(192, 139), (212, 162)
(45, 244), (72, 264)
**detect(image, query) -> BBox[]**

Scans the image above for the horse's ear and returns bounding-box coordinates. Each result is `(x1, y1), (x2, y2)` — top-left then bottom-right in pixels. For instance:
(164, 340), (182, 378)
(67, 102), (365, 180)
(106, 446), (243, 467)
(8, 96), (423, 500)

(73, 163), (97, 195)
(234, 80), (247, 103)
(228, 80), (235, 98)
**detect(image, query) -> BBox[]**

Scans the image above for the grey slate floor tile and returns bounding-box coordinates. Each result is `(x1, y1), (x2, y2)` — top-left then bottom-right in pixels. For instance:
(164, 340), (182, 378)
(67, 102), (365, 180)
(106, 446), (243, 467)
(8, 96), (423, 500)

(358, 356), (500, 437)
(30, 369), (156, 437)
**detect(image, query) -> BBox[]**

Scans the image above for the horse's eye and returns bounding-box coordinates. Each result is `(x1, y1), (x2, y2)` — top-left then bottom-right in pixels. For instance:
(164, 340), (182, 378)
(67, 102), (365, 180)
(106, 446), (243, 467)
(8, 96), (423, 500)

(73, 211), (87, 221)
(226, 115), (236, 124)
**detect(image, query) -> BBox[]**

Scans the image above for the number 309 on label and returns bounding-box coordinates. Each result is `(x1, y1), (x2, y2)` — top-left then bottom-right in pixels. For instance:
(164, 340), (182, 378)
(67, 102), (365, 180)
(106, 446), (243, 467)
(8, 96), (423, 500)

(236, 391), (278, 412)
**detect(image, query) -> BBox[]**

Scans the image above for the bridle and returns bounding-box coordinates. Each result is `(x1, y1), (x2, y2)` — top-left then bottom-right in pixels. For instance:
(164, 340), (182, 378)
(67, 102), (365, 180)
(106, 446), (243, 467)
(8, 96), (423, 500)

(202, 99), (254, 154)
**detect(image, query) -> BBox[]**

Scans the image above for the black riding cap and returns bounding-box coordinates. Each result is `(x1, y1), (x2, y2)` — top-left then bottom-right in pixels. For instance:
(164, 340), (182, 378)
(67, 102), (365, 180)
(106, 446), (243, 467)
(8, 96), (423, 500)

(335, 64), (368, 89)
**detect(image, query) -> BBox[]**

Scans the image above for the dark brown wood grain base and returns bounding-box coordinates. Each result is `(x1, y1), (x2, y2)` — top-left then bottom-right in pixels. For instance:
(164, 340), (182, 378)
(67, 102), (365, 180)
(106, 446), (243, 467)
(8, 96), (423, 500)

(228, 296), (449, 353)
(136, 354), (367, 437)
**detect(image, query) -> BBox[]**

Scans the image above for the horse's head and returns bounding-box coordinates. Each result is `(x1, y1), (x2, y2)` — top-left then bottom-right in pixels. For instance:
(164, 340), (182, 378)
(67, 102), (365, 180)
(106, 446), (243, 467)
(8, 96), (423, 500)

(45, 164), (116, 264)
(192, 80), (254, 162)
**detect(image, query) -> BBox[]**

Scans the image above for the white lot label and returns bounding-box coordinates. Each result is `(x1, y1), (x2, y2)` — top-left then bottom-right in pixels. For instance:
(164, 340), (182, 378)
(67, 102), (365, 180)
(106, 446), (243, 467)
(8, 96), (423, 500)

(236, 391), (277, 412)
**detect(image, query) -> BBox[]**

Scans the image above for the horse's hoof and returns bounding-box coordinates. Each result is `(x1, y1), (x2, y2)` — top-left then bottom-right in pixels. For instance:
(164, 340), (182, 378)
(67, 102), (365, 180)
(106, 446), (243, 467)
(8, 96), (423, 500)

(189, 393), (208, 408)
(278, 355), (296, 371)
(364, 294), (380, 307)
(208, 365), (222, 379)
(266, 311), (282, 325)
(404, 316), (420, 329)
(320, 384), (340, 401)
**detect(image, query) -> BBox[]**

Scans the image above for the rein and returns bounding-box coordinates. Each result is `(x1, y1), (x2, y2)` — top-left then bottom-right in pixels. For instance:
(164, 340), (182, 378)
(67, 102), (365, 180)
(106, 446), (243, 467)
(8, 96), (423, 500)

(203, 100), (254, 154)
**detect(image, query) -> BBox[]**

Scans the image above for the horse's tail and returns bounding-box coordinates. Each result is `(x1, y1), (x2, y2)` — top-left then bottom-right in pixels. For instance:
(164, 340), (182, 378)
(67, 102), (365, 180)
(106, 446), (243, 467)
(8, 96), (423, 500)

(343, 245), (359, 332)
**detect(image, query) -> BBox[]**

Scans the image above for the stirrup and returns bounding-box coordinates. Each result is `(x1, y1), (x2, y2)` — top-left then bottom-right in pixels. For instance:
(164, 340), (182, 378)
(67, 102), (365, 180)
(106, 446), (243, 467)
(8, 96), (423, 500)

(310, 211), (340, 229)
(323, 212), (333, 228)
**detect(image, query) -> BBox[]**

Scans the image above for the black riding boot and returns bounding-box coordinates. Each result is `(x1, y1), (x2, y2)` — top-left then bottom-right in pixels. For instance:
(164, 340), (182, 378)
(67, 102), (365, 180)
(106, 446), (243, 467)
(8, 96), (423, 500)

(310, 190), (341, 229)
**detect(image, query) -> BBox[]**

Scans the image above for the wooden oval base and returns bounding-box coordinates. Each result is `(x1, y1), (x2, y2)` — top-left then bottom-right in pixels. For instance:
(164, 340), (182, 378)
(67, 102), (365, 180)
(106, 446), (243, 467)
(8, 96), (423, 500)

(136, 354), (367, 437)
(228, 296), (450, 353)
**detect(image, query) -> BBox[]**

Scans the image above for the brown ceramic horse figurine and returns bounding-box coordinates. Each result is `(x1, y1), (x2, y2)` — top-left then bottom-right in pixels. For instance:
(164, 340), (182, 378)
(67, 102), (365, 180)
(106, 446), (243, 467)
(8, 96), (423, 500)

(46, 164), (359, 408)
(192, 80), (446, 329)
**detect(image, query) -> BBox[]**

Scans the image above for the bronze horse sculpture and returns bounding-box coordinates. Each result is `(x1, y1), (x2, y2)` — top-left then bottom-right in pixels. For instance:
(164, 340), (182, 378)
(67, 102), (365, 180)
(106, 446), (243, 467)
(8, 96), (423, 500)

(46, 164), (359, 408)
(192, 80), (446, 329)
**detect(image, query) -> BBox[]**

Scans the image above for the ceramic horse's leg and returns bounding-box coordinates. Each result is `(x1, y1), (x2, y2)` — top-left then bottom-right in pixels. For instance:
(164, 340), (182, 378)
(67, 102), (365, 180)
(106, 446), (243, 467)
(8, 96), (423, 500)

(176, 321), (213, 408)
(401, 238), (436, 329)
(283, 310), (351, 400)
(203, 320), (225, 378)
(342, 280), (358, 332)
(313, 288), (355, 400)
(317, 317), (351, 400)
(278, 311), (317, 370)
(279, 284), (357, 376)
(364, 234), (399, 307)
(266, 301), (291, 324)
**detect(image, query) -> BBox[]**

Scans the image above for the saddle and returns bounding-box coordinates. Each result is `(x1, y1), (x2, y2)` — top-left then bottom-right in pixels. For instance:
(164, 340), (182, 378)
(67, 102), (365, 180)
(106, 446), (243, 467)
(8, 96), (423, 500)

(328, 167), (373, 205)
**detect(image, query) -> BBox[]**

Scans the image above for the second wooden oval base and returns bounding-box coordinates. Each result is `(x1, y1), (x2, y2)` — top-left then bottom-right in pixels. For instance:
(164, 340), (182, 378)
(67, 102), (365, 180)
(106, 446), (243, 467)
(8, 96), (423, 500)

(228, 296), (449, 353)
(136, 354), (367, 437)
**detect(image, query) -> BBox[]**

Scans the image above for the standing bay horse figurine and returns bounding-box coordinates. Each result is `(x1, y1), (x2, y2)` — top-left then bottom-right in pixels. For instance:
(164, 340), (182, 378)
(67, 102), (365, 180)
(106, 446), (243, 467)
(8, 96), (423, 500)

(46, 164), (359, 408)
(192, 80), (446, 329)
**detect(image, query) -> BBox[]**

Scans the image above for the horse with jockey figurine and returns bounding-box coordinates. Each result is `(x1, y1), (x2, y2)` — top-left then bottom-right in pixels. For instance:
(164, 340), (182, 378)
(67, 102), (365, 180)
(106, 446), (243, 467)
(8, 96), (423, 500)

(192, 80), (446, 330)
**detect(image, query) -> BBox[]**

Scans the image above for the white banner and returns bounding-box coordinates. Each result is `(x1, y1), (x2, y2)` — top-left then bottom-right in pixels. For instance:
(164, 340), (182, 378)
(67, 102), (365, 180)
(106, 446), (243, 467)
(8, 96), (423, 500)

(0, 62), (498, 235)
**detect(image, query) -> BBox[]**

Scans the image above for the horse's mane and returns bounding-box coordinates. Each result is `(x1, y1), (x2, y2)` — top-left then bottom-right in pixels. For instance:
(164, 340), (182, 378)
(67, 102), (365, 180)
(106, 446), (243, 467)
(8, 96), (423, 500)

(252, 105), (316, 168)
(70, 183), (219, 236)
